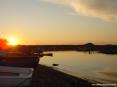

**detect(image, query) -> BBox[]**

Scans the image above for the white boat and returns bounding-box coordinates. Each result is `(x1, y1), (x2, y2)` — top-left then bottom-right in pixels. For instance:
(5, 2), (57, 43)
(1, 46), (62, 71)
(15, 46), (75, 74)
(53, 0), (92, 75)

(0, 66), (33, 87)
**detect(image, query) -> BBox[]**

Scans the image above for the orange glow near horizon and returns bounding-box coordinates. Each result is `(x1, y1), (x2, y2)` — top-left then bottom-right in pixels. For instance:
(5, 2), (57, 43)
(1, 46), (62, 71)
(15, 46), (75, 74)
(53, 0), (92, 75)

(0, 38), (8, 50)
(7, 36), (19, 46)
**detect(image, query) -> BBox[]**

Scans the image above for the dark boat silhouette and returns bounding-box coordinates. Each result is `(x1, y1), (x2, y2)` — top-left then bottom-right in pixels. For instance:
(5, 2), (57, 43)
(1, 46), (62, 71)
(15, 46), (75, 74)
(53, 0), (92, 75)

(0, 52), (53, 68)
(53, 64), (59, 66)
(0, 54), (40, 68)
(0, 51), (40, 86)
(0, 51), (53, 86)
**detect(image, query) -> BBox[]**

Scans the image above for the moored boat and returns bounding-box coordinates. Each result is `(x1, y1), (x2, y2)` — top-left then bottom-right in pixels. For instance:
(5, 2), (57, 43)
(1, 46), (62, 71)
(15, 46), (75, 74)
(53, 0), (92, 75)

(0, 52), (41, 68)
(0, 51), (52, 68)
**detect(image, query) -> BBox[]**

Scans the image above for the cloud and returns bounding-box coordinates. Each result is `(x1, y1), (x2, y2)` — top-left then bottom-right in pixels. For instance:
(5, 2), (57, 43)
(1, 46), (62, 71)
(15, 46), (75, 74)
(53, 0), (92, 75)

(40, 0), (117, 21)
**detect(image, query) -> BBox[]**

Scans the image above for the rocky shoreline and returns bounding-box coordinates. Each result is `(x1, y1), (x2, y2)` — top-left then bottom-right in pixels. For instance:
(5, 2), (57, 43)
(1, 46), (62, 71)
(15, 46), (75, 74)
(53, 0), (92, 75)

(30, 64), (97, 87)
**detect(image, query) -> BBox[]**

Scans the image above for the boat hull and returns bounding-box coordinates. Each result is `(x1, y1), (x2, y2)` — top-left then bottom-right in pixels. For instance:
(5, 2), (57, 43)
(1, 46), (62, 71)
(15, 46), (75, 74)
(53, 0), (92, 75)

(0, 56), (40, 68)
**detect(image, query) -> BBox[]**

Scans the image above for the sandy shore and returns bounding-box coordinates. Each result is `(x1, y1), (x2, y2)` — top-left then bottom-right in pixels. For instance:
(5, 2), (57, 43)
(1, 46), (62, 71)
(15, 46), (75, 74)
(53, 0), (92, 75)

(30, 64), (97, 87)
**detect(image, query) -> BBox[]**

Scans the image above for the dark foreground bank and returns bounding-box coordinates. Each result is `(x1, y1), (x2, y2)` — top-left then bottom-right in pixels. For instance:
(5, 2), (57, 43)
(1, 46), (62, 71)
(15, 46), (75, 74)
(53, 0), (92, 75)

(29, 65), (98, 87)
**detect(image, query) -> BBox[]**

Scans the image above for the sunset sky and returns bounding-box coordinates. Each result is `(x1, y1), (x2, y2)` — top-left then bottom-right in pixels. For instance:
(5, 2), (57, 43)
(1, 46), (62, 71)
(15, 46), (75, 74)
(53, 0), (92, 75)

(0, 0), (117, 45)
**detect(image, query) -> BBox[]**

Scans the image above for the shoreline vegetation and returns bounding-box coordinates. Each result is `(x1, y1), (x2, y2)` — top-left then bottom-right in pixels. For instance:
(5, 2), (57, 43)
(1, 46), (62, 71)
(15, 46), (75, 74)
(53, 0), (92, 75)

(10, 43), (117, 55)
(30, 64), (97, 87)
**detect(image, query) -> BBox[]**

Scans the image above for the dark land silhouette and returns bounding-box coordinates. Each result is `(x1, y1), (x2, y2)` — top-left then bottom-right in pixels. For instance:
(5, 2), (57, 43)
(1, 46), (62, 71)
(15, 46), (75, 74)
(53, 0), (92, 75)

(9, 43), (117, 55)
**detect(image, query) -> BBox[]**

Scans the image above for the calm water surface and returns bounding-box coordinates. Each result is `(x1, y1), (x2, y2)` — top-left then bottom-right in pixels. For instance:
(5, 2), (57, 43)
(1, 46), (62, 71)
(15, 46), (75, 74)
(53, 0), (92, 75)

(40, 51), (117, 83)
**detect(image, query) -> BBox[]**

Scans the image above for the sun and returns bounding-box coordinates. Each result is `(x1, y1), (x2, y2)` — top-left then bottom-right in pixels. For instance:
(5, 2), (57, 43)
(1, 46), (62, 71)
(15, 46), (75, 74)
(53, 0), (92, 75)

(7, 36), (19, 46)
